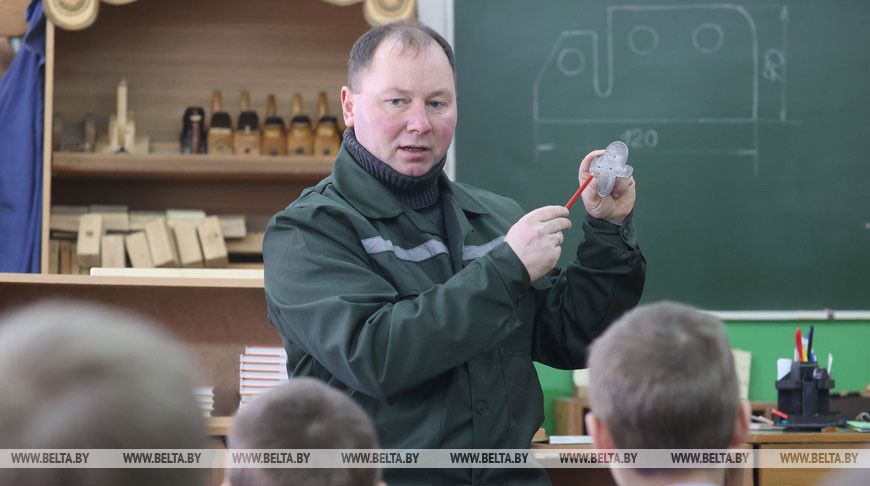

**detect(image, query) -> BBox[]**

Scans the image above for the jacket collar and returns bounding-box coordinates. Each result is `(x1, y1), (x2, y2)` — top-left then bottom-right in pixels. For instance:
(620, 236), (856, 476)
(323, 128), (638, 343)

(332, 143), (489, 219)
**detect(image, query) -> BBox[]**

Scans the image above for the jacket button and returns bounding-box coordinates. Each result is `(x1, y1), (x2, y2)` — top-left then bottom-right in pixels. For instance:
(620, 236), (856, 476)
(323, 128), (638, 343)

(621, 227), (631, 240)
(475, 400), (489, 415)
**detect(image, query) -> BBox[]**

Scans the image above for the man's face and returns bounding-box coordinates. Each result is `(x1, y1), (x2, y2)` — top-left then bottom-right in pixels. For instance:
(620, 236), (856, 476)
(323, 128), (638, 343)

(341, 38), (457, 177)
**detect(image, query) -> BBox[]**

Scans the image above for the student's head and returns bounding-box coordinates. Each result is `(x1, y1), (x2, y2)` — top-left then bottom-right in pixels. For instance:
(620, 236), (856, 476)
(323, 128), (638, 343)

(341, 21), (457, 177)
(227, 377), (383, 486)
(585, 301), (749, 485)
(0, 300), (207, 486)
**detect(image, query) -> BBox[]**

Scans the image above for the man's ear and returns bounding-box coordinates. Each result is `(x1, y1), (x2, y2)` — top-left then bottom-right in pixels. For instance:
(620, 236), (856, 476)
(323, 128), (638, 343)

(729, 399), (751, 447)
(585, 412), (615, 449)
(340, 86), (355, 127)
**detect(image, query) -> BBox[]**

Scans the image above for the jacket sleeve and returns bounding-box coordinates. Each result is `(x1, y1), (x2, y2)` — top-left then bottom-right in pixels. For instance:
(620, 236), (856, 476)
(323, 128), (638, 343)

(530, 213), (646, 369)
(263, 203), (530, 404)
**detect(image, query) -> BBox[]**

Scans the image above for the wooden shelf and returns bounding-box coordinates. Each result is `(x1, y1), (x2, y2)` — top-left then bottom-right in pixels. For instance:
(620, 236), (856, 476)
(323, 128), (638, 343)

(52, 152), (334, 182)
(0, 272), (264, 289)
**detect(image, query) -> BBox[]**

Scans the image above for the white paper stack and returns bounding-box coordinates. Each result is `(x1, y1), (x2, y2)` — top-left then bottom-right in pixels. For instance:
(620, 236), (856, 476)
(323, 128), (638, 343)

(194, 386), (214, 418)
(239, 346), (288, 410)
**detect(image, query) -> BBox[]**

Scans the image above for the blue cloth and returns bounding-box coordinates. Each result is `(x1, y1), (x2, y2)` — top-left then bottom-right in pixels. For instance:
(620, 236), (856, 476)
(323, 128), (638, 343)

(0, 0), (45, 273)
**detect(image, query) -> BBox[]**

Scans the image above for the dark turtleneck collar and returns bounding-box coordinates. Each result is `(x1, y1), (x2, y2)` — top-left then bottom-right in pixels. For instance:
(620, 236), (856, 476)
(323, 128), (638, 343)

(343, 128), (446, 210)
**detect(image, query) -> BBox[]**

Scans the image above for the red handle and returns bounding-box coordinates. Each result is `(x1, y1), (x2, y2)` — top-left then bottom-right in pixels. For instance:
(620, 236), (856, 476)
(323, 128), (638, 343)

(565, 175), (594, 209)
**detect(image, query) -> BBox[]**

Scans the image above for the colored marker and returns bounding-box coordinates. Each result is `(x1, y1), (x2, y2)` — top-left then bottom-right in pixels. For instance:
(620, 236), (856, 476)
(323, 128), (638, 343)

(769, 408), (789, 420)
(807, 325), (815, 361)
(795, 328), (804, 362)
(565, 175), (594, 210)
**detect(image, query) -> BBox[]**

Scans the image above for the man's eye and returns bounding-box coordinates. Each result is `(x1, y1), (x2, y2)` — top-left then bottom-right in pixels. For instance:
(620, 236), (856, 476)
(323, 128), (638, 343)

(428, 101), (444, 108)
(388, 99), (403, 106)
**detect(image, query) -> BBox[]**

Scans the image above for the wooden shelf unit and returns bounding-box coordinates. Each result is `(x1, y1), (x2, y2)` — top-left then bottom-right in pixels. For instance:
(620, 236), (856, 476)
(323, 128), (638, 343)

(22, 0), (374, 424)
(43, 0), (371, 271)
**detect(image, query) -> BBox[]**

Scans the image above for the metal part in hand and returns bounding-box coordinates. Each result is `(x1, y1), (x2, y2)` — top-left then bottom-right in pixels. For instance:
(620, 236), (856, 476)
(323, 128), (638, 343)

(590, 141), (633, 197)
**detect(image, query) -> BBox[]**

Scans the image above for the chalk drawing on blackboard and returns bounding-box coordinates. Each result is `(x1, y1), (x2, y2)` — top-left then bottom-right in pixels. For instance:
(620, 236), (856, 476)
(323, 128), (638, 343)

(628, 25), (659, 56)
(692, 23), (725, 54)
(533, 4), (793, 174)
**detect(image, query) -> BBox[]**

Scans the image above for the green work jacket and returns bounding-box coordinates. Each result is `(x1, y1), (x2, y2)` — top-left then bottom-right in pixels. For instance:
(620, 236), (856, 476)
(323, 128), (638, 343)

(263, 146), (646, 485)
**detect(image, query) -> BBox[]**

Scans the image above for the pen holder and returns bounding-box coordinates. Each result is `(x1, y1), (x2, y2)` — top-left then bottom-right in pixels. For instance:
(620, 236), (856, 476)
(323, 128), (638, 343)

(775, 361), (838, 431)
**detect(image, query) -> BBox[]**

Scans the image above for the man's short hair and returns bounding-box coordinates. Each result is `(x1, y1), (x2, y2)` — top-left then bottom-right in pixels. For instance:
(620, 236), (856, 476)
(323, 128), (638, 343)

(588, 301), (739, 450)
(0, 300), (207, 486)
(347, 20), (455, 91)
(228, 377), (380, 486)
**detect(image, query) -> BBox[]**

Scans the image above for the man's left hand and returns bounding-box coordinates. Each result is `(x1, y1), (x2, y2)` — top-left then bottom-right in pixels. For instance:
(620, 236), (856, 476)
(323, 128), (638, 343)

(577, 149), (637, 225)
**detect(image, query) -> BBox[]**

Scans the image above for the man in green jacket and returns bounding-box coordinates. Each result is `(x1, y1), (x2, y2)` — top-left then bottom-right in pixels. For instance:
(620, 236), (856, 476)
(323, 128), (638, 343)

(263, 22), (646, 485)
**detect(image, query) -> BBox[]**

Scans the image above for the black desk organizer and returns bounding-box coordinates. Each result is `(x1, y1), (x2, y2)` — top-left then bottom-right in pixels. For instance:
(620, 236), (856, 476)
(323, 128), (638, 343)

(775, 361), (838, 431)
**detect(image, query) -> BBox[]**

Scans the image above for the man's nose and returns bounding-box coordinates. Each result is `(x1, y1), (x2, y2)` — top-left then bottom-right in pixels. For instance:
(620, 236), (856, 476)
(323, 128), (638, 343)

(406, 102), (432, 134)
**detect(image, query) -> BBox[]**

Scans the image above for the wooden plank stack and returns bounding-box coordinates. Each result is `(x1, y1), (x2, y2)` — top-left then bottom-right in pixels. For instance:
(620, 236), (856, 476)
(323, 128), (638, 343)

(47, 206), (245, 274)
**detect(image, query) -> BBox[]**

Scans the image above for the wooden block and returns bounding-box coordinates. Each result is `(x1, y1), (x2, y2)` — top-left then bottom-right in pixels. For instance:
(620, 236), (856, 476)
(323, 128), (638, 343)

(88, 204), (127, 214)
(59, 240), (72, 275)
(50, 205), (88, 232)
(206, 127), (234, 155)
(48, 239), (59, 274)
(101, 234), (126, 268)
(196, 216), (228, 268)
(89, 204), (130, 232)
(554, 397), (588, 436)
(286, 123), (314, 155)
(124, 231), (154, 268)
(172, 221), (204, 268)
(70, 242), (82, 274)
(225, 233), (263, 255)
(130, 211), (163, 231)
(166, 209), (206, 227)
(52, 205), (89, 215)
(49, 214), (82, 233)
(313, 122), (341, 157)
(100, 213), (131, 232)
(76, 214), (103, 267)
(233, 129), (261, 155)
(217, 214), (246, 239)
(261, 126), (286, 156)
(108, 113), (136, 152)
(144, 217), (180, 268)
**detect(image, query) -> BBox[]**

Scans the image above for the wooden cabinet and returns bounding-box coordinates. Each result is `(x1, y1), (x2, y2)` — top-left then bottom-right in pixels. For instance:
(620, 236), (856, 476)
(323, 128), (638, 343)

(23, 0), (376, 418)
(42, 0), (373, 272)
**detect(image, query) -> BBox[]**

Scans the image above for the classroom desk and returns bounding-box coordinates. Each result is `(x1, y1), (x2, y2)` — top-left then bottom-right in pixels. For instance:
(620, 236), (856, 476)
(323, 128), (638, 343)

(748, 430), (870, 486)
(532, 429), (870, 486)
(210, 418), (865, 485)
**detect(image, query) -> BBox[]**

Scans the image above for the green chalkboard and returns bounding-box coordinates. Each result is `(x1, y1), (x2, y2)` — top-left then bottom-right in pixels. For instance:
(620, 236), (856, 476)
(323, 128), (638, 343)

(454, 0), (870, 310)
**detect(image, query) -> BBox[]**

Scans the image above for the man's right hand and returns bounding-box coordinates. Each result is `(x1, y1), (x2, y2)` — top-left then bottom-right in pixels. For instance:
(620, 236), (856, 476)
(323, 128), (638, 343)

(504, 206), (572, 282)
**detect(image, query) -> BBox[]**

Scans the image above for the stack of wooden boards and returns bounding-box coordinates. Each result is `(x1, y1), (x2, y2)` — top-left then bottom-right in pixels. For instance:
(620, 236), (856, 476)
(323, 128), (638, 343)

(47, 206), (252, 274)
(238, 346), (288, 410)
(195, 386), (215, 418)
